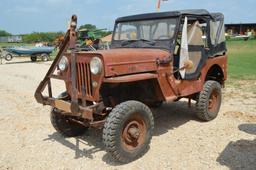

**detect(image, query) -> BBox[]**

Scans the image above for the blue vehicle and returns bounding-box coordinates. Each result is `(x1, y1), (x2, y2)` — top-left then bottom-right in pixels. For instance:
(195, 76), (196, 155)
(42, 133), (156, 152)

(4, 46), (54, 62)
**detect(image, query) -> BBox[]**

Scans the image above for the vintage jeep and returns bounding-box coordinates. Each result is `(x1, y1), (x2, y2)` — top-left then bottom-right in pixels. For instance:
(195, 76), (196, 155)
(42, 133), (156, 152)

(35, 9), (227, 163)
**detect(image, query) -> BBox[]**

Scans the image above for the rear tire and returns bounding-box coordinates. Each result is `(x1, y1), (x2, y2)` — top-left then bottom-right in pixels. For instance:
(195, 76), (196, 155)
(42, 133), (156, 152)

(103, 100), (154, 163)
(31, 56), (37, 62)
(50, 108), (88, 137)
(4, 54), (13, 61)
(196, 80), (222, 121)
(41, 53), (49, 62)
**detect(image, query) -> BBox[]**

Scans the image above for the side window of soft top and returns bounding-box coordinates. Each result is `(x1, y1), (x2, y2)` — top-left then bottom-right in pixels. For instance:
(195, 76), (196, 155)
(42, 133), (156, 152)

(174, 18), (209, 56)
(187, 20), (209, 49)
(174, 18), (208, 55)
(210, 20), (225, 46)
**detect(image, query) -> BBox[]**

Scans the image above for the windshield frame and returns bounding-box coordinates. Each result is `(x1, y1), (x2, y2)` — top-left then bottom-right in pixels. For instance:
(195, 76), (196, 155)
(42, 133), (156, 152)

(111, 17), (180, 51)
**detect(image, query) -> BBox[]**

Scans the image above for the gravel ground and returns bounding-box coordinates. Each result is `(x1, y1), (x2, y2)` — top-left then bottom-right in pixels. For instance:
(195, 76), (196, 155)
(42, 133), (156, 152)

(0, 58), (256, 170)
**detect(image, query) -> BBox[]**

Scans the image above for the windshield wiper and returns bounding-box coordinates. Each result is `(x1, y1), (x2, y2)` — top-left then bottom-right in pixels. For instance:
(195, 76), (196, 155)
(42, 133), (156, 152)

(121, 39), (156, 46)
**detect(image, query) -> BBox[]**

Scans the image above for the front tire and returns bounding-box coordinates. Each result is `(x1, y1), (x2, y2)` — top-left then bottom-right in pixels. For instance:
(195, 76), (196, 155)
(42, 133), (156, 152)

(50, 108), (88, 137)
(30, 56), (37, 62)
(103, 101), (154, 163)
(196, 80), (222, 121)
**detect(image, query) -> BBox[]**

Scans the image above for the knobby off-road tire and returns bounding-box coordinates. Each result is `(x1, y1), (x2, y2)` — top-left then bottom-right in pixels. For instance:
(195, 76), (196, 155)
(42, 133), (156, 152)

(103, 101), (154, 163)
(50, 108), (88, 137)
(196, 80), (222, 121)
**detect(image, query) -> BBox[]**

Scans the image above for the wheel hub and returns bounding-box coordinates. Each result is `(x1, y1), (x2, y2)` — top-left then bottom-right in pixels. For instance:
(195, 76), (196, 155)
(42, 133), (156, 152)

(122, 116), (146, 151)
(208, 90), (218, 112)
(128, 126), (140, 139)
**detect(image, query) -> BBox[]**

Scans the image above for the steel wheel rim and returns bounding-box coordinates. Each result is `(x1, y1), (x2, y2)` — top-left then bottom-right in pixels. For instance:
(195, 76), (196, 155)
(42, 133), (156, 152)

(121, 114), (146, 151)
(208, 89), (219, 113)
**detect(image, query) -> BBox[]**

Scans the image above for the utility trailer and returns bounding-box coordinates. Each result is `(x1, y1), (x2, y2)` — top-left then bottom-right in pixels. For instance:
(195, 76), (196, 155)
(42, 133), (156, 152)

(4, 46), (54, 62)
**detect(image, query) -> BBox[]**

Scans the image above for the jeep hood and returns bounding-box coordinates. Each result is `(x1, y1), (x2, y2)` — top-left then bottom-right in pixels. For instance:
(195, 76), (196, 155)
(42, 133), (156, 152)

(89, 48), (171, 77)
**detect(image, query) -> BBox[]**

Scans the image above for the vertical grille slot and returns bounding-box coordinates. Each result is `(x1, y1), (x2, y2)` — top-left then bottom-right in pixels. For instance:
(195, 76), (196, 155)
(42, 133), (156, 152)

(76, 62), (92, 97)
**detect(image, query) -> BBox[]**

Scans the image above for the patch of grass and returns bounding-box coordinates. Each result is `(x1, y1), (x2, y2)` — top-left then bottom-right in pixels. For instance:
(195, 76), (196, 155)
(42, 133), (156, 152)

(227, 40), (256, 80)
(0, 42), (32, 48)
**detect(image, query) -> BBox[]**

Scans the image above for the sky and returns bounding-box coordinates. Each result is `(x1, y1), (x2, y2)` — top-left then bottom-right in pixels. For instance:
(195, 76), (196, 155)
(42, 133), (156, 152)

(0, 0), (255, 34)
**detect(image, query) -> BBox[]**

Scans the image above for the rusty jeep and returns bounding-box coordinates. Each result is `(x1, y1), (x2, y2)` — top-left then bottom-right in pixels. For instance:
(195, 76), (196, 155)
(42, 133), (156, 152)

(35, 9), (227, 163)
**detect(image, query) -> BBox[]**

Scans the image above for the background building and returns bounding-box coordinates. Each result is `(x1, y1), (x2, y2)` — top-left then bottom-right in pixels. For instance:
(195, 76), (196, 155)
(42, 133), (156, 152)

(225, 23), (256, 37)
(0, 35), (22, 43)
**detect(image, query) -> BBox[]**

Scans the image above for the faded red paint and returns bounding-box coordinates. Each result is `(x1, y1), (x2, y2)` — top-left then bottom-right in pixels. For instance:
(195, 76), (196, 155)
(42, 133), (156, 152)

(79, 48), (170, 77)
(35, 14), (228, 127)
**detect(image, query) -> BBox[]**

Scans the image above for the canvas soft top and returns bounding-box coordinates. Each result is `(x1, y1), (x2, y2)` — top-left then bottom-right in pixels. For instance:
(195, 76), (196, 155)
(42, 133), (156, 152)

(210, 12), (224, 21)
(115, 9), (223, 22)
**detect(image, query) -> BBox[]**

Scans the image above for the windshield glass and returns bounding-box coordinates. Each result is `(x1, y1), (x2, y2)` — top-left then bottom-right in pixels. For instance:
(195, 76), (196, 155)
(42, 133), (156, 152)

(113, 18), (177, 41)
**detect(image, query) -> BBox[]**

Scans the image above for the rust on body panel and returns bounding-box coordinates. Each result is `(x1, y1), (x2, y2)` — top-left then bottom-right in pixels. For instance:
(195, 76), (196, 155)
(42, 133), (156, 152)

(155, 54), (227, 101)
(201, 55), (228, 81)
(156, 67), (177, 101)
(50, 99), (94, 120)
(62, 48), (172, 102)
(82, 48), (171, 77)
(34, 15), (77, 105)
(64, 53), (105, 102)
(176, 55), (227, 97)
(104, 73), (158, 83)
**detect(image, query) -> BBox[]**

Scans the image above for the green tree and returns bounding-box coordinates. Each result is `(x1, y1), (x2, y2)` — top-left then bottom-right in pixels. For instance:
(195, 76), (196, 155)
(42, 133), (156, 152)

(78, 24), (111, 39)
(0, 29), (11, 36)
(22, 32), (64, 43)
(79, 24), (97, 31)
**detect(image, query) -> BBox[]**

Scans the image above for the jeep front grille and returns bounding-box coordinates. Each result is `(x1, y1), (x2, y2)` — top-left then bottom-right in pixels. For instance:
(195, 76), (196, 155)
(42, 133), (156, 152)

(76, 62), (93, 97)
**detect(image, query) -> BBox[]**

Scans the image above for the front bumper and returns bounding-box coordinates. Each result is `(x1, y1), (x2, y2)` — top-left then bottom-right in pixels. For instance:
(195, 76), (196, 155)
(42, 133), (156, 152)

(43, 97), (105, 122)
(52, 98), (107, 127)
(53, 98), (93, 120)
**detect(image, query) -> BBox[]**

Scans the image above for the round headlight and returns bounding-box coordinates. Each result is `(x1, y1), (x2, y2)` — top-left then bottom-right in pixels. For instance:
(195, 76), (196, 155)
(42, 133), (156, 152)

(58, 56), (68, 71)
(90, 57), (102, 75)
